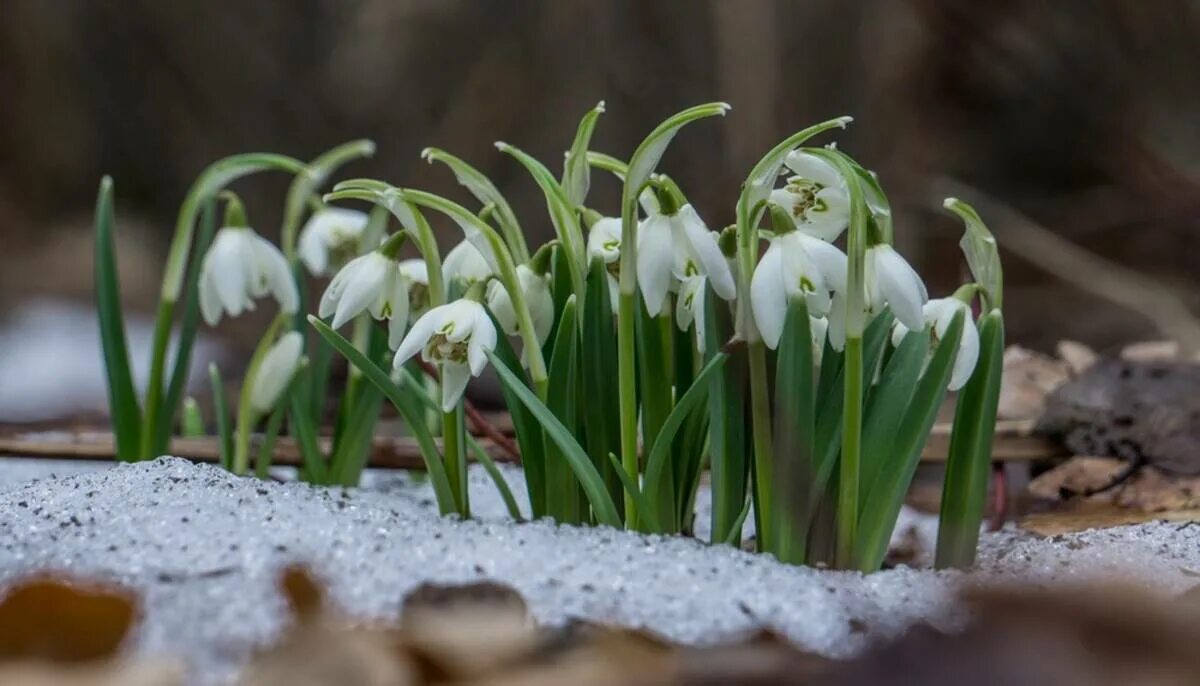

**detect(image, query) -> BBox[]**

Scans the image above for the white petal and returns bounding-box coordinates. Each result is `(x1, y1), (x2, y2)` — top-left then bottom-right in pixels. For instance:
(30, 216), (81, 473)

(319, 256), (358, 319)
(950, 314), (980, 391)
(750, 243), (788, 349)
(827, 290), (847, 352)
(676, 205), (736, 300)
(637, 215), (675, 317)
(467, 308), (497, 375)
(249, 332), (304, 414)
(198, 269), (222, 326)
(692, 283), (708, 355)
(871, 245), (926, 331)
(385, 273), (411, 350)
(439, 362), (471, 412)
(890, 320), (911, 348)
(810, 316), (829, 363)
(254, 234), (299, 315)
(210, 230), (249, 319)
(393, 305), (447, 369)
(397, 258), (428, 285)
(587, 217), (622, 264)
(443, 239), (494, 284)
(520, 266), (555, 344)
(803, 187), (849, 242)
(485, 279), (518, 335)
(605, 273), (620, 315)
(441, 300), (482, 343)
(298, 223), (328, 276)
(333, 253), (387, 329)
(675, 275), (702, 332)
(783, 150), (844, 189)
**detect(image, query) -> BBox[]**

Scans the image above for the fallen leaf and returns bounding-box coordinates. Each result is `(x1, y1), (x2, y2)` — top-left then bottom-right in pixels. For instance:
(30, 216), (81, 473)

(0, 576), (136, 663)
(1057, 340), (1099, 375)
(1019, 504), (1200, 536)
(998, 346), (1071, 420)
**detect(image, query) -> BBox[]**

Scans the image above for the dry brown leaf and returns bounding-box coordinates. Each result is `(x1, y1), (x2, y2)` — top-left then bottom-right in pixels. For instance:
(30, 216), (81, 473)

(998, 346), (1072, 420)
(0, 660), (183, 686)
(1019, 504), (1200, 536)
(1121, 340), (1181, 362)
(1057, 340), (1099, 376)
(0, 576), (137, 663)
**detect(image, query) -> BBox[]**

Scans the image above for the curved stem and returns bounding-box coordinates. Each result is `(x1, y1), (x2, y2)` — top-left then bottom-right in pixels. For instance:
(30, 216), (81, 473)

(231, 315), (286, 475)
(617, 290), (639, 527)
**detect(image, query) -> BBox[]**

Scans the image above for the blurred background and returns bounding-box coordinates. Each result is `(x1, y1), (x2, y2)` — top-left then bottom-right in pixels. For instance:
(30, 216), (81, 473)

(1, 0), (1198, 421)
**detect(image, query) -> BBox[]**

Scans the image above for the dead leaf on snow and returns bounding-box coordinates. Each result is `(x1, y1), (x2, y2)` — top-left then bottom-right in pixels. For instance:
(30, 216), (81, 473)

(1019, 503), (1200, 536)
(998, 346), (1072, 420)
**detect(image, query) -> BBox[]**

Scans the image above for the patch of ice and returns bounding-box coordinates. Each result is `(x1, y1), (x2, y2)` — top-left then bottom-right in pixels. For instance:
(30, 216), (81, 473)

(0, 458), (1195, 684)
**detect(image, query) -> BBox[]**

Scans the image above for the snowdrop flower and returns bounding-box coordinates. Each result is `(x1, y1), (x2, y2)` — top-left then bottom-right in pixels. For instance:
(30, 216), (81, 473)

(398, 258), (430, 313)
(769, 151), (850, 242)
(891, 297), (980, 391)
(750, 230), (848, 349)
(865, 244), (927, 332)
(393, 300), (497, 411)
(638, 204), (736, 318)
(586, 216), (622, 310)
(443, 239), (494, 285)
(675, 274), (709, 353)
(298, 207), (369, 276)
(486, 264), (554, 346)
(199, 227), (298, 326)
(249, 332), (304, 414)
(319, 249), (415, 349)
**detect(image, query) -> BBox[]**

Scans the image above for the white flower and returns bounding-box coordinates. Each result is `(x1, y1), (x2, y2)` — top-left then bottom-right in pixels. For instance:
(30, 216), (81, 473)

(586, 216), (622, 311)
(750, 230), (848, 349)
(249, 331), (304, 414)
(675, 274), (709, 353)
(891, 297), (980, 391)
(768, 151), (850, 242)
(443, 239), (494, 285)
(393, 300), (497, 411)
(865, 244), (927, 332)
(638, 204), (736, 318)
(319, 251), (414, 349)
(486, 264), (554, 345)
(298, 207), (369, 276)
(199, 227), (298, 326)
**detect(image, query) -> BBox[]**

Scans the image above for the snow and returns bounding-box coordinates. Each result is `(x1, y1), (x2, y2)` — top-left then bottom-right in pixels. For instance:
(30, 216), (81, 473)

(0, 457), (1196, 684)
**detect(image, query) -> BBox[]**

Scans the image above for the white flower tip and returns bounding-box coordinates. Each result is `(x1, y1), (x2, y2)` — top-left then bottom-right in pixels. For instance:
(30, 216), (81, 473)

(359, 140), (377, 156)
(595, 100), (606, 113)
(420, 147), (436, 162)
(835, 115), (853, 128)
(943, 197), (959, 209)
(716, 102), (732, 114)
(494, 141), (511, 152)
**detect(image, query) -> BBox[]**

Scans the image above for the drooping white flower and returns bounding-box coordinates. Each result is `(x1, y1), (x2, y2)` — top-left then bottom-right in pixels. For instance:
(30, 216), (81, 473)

(298, 207), (370, 276)
(249, 331), (304, 414)
(319, 250), (415, 349)
(891, 297), (980, 391)
(443, 239), (494, 285)
(398, 258), (431, 314)
(864, 244), (927, 332)
(750, 230), (848, 349)
(586, 216), (622, 311)
(393, 299), (497, 411)
(768, 151), (850, 242)
(638, 204), (736, 318)
(486, 264), (554, 345)
(199, 227), (299, 326)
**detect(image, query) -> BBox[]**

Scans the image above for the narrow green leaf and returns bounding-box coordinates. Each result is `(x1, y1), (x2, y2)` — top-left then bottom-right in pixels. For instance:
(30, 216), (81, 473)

(772, 299), (815, 564)
(288, 366), (328, 484)
(93, 177), (141, 462)
(157, 196), (218, 451)
(486, 350), (623, 528)
(605, 452), (660, 533)
(327, 325), (387, 486)
(468, 437), (524, 521)
(586, 151), (628, 178)
(704, 287), (748, 546)
(208, 364), (232, 471)
(562, 101), (606, 206)
(486, 310), (547, 517)
(180, 398), (205, 438)
(308, 316), (457, 513)
(858, 328), (930, 508)
(624, 103), (731, 212)
(255, 399), (287, 480)
(636, 300), (675, 476)
(544, 296), (584, 524)
(936, 310), (1005, 569)
(642, 352), (728, 532)
(721, 495), (753, 547)
(856, 311), (965, 571)
(421, 147), (529, 263)
(580, 260), (623, 513)
(495, 142), (585, 296)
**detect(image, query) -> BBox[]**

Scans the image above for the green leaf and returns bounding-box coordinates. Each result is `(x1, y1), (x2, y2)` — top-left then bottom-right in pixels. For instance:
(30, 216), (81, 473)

(624, 103), (731, 212)
(157, 195), (218, 451)
(704, 287), (748, 546)
(486, 310), (547, 517)
(642, 352), (728, 533)
(255, 397), (289, 480)
(308, 316), (458, 513)
(580, 260), (623, 513)
(327, 325), (387, 486)
(944, 198), (1003, 311)
(421, 147), (529, 263)
(586, 151), (628, 178)
(722, 495), (753, 547)
(94, 177), (142, 462)
(495, 142), (585, 296)
(208, 364), (232, 471)
(486, 350), (623, 528)
(936, 310), (1005, 569)
(855, 311), (965, 571)
(771, 298), (815, 564)
(544, 296), (585, 524)
(605, 452), (660, 533)
(636, 299), (675, 478)
(562, 101), (606, 206)
(180, 398), (205, 438)
(288, 366), (328, 484)
(858, 328), (930, 508)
